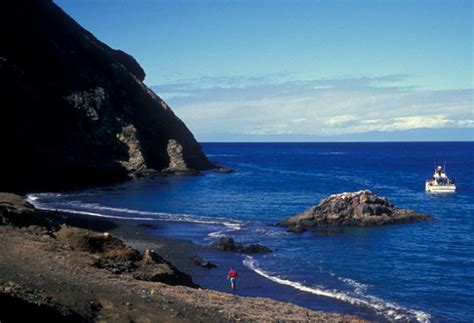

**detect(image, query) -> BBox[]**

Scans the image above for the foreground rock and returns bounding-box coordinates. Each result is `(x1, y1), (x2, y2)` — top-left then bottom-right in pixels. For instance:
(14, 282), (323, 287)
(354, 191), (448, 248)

(280, 190), (432, 232)
(133, 250), (199, 288)
(1, 193), (363, 322)
(211, 237), (271, 253)
(1, 193), (198, 288)
(0, 192), (59, 230)
(0, 0), (216, 192)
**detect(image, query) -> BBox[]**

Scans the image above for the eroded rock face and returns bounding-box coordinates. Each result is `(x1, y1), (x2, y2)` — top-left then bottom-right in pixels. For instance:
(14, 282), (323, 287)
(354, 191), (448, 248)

(279, 190), (432, 232)
(116, 124), (146, 172)
(161, 139), (193, 174)
(0, 0), (215, 192)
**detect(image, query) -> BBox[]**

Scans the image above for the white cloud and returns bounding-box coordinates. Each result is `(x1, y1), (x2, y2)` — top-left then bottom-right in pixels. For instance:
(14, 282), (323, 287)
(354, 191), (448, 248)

(324, 115), (358, 126)
(151, 75), (474, 139)
(320, 115), (474, 135)
(458, 120), (474, 127)
(383, 115), (454, 131)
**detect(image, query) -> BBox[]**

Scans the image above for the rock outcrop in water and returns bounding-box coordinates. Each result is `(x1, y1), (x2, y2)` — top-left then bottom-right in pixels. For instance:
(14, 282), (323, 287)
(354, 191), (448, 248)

(279, 190), (432, 232)
(190, 255), (218, 269)
(0, 0), (216, 192)
(211, 237), (272, 253)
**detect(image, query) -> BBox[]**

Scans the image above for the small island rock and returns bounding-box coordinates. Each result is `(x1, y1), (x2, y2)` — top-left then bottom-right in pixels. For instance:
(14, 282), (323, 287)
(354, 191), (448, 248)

(279, 190), (432, 232)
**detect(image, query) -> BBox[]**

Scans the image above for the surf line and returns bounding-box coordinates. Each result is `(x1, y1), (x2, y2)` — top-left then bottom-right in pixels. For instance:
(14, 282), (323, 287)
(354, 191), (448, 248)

(242, 256), (430, 323)
(27, 197), (242, 230)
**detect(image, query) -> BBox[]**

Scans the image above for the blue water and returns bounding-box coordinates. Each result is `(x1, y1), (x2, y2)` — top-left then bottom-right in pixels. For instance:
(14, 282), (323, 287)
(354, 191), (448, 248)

(29, 142), (474, 322)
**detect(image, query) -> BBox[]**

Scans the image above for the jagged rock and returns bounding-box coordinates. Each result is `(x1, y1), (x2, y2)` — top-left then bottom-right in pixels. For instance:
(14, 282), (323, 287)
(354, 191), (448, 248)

(211, 237), (271, 254)
(133, 250), (199, 288)
(161, 139), (200, 175)
(279, 190), (432, 232)
(0, 0), (215, 192)
(190, 255), (217, 269)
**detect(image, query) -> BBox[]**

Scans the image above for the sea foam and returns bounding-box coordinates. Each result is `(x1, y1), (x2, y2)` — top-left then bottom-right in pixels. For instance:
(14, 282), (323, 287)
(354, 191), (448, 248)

(27, 194), (243, 230)
(243, 256), (431, 323)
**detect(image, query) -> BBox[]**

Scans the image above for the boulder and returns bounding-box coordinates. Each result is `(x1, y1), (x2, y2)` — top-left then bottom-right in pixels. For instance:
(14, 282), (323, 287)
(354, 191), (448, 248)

(279, 190), (432, 231)
(133, 250), (199, 288)
(190, 255), (217, 269)
(211, 237), (271, 254)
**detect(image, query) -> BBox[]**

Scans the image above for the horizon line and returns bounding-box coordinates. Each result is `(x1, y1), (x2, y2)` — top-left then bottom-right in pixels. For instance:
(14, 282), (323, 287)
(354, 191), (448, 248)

(199, 140), (474, 144)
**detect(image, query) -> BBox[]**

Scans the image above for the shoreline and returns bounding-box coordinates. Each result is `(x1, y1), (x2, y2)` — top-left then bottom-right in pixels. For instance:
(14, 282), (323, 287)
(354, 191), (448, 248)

(0, 193), (365, 322)
(61, 211), (382, 322)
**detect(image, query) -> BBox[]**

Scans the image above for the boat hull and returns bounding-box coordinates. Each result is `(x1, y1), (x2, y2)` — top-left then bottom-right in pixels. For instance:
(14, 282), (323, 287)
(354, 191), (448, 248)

(425, 182), (456, 193)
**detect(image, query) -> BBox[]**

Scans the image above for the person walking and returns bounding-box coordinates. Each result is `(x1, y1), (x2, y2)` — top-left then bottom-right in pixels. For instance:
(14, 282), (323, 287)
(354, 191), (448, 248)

(227, 266), (238, 292)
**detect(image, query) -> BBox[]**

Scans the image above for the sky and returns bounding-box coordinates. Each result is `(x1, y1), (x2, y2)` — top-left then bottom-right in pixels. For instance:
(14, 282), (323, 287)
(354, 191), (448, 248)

(55, 0), (473, 141)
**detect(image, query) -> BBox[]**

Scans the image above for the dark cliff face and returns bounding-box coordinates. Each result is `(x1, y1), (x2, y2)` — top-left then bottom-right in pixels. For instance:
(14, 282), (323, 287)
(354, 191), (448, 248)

(0, 0), (215, 192)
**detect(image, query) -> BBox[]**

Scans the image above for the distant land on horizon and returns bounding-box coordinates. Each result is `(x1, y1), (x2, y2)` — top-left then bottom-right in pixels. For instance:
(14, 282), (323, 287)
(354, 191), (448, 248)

(197, 127), (473, 143)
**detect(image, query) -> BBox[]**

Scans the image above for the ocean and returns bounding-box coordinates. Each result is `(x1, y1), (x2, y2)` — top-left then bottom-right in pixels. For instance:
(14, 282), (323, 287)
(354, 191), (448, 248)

(29, 142), (474, 322)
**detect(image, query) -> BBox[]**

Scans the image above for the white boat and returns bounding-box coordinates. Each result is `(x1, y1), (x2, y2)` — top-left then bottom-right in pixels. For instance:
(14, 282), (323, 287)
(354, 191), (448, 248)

(425, 165), (456, 193)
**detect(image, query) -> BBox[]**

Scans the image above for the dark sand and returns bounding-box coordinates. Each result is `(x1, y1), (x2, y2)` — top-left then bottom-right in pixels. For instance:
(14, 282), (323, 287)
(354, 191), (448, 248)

(1, 197), (365, 322)
(64, 212), (379, 321)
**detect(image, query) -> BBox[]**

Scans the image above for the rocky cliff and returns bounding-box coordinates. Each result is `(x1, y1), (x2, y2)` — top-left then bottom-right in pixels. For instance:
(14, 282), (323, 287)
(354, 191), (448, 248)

(279, 190), (432, 232)
(0, 0), (215, 192)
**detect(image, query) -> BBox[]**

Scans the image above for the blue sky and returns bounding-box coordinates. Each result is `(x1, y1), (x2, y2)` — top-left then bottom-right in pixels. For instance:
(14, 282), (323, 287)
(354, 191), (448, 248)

(55, 0), (473, 141)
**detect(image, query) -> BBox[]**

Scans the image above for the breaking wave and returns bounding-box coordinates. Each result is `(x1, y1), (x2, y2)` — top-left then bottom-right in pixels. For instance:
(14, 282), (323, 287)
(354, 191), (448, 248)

(26, 194), (243, 230)
(243, 256), (431, 323)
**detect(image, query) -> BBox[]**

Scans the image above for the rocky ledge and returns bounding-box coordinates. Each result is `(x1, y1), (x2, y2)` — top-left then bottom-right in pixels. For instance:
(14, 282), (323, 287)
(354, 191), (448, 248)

(279, 190), (432, 232)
